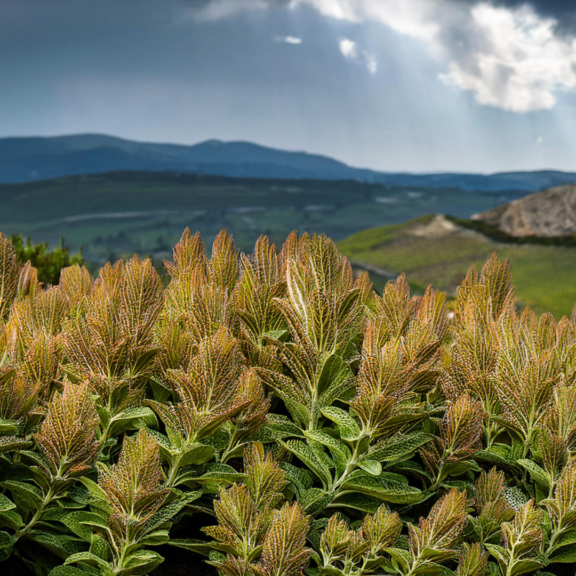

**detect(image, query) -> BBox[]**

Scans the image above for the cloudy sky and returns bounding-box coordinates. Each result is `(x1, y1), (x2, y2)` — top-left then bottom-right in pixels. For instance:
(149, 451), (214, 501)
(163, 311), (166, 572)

(1, 0), (576, 172)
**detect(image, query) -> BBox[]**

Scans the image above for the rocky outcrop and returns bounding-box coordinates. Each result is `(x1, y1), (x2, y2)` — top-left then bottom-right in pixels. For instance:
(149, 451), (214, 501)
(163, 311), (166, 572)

(472, 184), (576, 237)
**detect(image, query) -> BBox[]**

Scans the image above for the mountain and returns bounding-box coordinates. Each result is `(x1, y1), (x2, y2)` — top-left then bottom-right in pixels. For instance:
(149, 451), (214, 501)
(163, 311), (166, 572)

(472, 184), (576, 237)
(1, 133), (576, 191)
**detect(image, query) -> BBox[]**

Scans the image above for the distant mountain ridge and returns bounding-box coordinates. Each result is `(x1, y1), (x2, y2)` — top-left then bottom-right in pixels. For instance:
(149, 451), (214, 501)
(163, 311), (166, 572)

(1, 133), (575, 192)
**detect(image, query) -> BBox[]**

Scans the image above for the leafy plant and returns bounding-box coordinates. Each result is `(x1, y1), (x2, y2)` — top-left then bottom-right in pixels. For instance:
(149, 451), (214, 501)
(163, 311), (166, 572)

(1, 230), (576, 576)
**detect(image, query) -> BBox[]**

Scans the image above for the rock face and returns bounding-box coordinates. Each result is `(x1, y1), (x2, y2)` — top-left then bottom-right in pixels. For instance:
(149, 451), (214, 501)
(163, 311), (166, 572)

(472, 184), (576, 237)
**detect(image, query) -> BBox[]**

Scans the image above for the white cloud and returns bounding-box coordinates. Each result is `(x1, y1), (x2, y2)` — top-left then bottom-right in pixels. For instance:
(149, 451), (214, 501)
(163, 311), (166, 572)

(339, 38), (357, 60)
(190, 0), (270, 22)
(364, 51), (378, 75)
(438, 3), (576, 112)
(275, 35), (303, 44)
(339, 38), (378, 74)
(191, 0), (576, 111)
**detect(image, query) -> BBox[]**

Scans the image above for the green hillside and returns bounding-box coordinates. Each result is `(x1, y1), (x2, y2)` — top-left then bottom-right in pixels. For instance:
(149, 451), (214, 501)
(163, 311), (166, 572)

(0, 171), (520, 268)
(338, 214), (576, 318)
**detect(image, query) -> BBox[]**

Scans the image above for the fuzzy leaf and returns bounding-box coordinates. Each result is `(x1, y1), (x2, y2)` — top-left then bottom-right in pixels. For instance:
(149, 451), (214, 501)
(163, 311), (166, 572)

(341, 475), (424, 504)
(357, 460), (382, 476)
(281, 439), (333, 486)
(320, 407), (361, 441)
(517, 459), (550, 489)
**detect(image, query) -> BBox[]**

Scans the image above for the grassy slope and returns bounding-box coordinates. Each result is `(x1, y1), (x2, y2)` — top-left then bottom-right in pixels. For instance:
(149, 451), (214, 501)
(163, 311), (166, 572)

(338, 215), (576, 318)
(0, 172), (520, 267)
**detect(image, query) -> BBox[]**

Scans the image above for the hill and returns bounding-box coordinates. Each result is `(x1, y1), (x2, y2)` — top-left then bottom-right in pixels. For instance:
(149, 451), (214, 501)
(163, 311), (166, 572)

(0, 171), (522, 268)
(338, 214), (576, 318)
(472, 184), (576, 237)
(1, 133), (576, 191)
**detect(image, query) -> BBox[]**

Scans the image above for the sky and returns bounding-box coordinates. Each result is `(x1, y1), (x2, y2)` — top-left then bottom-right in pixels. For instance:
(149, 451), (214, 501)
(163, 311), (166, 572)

(1, 0), (576, 173)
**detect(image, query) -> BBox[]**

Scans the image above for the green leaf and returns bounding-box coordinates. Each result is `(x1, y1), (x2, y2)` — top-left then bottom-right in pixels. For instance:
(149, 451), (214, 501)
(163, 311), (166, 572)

(0, 530), (14, 549)
(306, 430), (350, 476)
(195, 463), (245, 489)
(304, 430), (351, 460)
(79, 477), (109, 502)
(517, 459), (550, 489)
(89, 535), (110, 562)
(168, 538), (213, 557)
(109, 407), (158, 435)
(264, 413), (305, 439)
(0, 419), (18, 435)
(341, 475), (424, 504)
(0, 509), (24, 530)
(509, 559), (545, 575)
(384, 548), (412, 573)
(139, 530), (170, 547)
(550, 543), (576, 563)
(28, 530), (74, 559)
(330, 493), (382, 513)
(368, 433), (431, 463)
(0, 436), (31, 453)
(179, 443), (216, 467)
(63, 512), (108, 542)
(2, 480), (43, 508)
(122, 549), (164, 575)
(66, 551), (111, 571)
(485, 543), (509, 566)
(476, 447), (518, 470)
(263, 329), (290, 342)
(301, 488), (332, 515)
(280, 462), (314, 494)
(50, 567), (95, 576)
(143, 495), (200, 534)
(130, 347), (162, 377)
(357, 460), (382, 476)
(280, 439), (333, 486)
(320, 407), (361, 441)
(316, 353), (351, 399)
(0, 493), (16, 512)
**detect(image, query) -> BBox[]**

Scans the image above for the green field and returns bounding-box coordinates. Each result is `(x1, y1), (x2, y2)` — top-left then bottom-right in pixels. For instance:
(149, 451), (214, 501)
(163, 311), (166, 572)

(0, 171), (521, 269)
(338, 214), (576, 318)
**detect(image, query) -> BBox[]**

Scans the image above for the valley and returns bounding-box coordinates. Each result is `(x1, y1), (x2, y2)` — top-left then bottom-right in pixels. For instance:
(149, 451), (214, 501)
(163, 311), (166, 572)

(0, 170), (520, 267)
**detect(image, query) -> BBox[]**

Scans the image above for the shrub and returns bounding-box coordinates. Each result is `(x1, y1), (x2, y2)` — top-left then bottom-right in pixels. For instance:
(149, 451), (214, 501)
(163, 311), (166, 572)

(10, 234), (84, 286)
(0, 228), (575, 575)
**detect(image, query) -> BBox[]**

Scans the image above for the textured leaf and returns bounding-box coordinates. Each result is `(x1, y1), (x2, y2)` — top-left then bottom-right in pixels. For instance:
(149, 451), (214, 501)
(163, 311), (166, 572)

(0, 530), (14, 549)
(301, 488), (332, 515)
(321, 407), (361, 441)
(331, 492), (382, 513)
(280, 439), (333, 486)
(0, 493), (16, 512)
(167, 538), (213, 557)
(63, 512), (108, 542)
(2, 480), (43, 508)
(265, 413), (305, 439)
(550, 543), (576, 563)
(357, 460), (382, 476)
(341, 475), (424, 504)
(517, 459), (550, 489)
(50, 567), (95, 576)
(65, 551), (111, 570)
(369, 433), (431, 463)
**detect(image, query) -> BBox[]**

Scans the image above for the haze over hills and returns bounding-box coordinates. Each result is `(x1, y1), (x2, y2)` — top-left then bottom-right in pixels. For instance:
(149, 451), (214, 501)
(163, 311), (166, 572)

(1, 133), (576, 192)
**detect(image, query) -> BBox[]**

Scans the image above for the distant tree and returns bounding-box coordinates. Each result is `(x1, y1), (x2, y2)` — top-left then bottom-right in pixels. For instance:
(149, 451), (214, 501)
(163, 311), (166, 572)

(10, 235), (84, 285)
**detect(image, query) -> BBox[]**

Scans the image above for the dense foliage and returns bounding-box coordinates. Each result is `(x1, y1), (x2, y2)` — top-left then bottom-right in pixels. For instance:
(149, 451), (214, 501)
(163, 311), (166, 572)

(0, 228), (574, 576)
(10, 234), (84, 285)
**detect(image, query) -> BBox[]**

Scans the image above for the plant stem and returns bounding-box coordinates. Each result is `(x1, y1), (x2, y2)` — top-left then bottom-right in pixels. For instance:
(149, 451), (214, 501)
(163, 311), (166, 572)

(16, 486), (55, 541)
